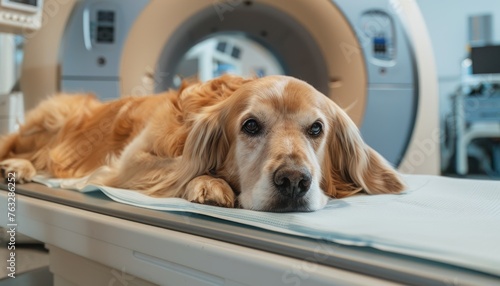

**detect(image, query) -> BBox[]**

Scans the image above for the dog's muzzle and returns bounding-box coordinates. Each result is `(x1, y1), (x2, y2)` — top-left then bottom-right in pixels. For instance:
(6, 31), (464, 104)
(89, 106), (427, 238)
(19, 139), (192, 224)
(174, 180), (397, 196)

(273, 166), (312, 199)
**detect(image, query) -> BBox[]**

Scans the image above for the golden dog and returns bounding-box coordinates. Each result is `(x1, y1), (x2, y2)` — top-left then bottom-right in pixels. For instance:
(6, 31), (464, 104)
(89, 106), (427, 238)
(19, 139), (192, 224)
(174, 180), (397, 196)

(0, 75), (404, 211)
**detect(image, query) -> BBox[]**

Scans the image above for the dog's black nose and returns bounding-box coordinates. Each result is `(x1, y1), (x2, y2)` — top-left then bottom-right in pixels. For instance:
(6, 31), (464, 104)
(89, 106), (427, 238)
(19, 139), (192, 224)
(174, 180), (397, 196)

(273, 167), (312, 198)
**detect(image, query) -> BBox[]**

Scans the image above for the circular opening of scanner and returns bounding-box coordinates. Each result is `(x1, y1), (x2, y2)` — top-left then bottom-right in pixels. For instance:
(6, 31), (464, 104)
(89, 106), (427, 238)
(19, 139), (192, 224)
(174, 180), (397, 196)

(122, 0), (368, 125)
(155, 2), (329, 94)
(172, 31), (286, 87)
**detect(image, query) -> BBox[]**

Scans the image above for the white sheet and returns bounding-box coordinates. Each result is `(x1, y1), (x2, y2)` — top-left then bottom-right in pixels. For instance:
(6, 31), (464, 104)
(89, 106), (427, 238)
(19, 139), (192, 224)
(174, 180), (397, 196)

(33, 174), (500, 276)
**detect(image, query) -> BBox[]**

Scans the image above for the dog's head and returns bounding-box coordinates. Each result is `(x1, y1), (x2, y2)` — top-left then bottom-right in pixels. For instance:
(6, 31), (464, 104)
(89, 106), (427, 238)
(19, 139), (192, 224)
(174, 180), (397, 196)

(183, 75), (405, 212)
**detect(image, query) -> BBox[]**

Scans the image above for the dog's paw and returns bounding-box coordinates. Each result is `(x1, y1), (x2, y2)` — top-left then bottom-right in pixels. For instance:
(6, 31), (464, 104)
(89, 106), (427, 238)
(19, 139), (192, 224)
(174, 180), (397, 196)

(185, 175), (235, 208)
(0, 158), (37, 184)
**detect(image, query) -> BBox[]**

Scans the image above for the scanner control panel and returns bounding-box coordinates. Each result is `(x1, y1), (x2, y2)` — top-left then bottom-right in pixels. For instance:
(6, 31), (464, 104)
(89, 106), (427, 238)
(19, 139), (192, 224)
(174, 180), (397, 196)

(359, 10), (396, 63)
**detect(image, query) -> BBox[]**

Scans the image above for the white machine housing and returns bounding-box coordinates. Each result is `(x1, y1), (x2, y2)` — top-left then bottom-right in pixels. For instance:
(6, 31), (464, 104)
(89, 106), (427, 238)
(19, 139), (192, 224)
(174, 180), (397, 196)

(0, 92), (24, 134)
(0, 0), (43, 133)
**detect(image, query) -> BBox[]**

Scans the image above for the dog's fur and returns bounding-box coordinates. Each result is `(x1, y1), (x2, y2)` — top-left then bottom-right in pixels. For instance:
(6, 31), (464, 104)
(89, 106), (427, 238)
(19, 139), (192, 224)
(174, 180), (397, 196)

(0, 75), (405, 211)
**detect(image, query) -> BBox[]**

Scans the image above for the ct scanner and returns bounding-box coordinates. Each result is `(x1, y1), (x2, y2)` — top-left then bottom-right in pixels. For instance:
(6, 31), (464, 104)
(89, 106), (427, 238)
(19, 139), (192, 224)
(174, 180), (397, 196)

(3, 0), (482, 285)
(20, 0), (440, 175)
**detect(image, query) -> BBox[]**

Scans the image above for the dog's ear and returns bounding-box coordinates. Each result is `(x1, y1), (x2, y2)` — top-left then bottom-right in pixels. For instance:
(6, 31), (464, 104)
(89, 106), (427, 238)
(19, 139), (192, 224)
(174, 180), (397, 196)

(322, 100), (406, 198)
(181, 103), (230, 176)
(180, 75), (253, 175)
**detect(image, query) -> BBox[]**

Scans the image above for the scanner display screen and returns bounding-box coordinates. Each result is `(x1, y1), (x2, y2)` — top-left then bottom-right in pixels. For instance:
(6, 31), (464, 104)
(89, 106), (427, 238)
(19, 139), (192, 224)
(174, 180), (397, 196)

(96, 10), (115, 44)
(8, 0), (37, 6)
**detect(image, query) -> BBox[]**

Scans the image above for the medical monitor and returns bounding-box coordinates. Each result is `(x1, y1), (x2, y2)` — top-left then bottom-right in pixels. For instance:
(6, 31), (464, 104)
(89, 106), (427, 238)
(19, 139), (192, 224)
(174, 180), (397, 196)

(0, 0), (43, 33)
(471, 45), (500, 75)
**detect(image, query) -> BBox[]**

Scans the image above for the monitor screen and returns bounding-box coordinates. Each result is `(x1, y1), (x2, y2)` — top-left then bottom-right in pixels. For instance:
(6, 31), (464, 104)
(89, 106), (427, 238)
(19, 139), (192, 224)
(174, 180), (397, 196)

(471, 45), (500, 75)
(9, 0), (37, 6)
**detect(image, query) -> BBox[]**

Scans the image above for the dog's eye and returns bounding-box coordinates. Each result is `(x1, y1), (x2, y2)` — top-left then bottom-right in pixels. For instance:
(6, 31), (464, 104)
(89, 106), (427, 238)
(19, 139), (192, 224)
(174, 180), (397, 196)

(308, 121), (323, 137)
(242, 119), (261, 135)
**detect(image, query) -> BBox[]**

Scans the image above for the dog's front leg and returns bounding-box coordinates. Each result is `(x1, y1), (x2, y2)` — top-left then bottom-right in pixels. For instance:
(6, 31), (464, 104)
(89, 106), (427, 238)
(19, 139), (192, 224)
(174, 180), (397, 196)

(184, 175), (235, 208)
(0, 158), (37, 183)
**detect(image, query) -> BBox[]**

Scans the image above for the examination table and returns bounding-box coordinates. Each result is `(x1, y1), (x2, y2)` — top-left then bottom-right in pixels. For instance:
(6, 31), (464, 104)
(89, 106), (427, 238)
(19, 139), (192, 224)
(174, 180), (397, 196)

(1, 175), (499, 285)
